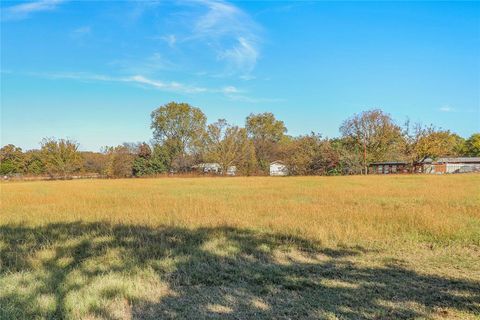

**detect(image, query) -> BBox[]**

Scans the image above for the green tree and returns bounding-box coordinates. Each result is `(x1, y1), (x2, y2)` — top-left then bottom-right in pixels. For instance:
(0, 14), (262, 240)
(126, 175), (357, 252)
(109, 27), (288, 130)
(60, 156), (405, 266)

(23, 150), (45, 175)
(340, 109), (403, 174)
(132, 157), (152, 177)
(245, 112), (287, 173)
(203, 119), (256, 175)
(452, 134), (466, 155)
(149, 144), (171, 174)
(330, 138), (364, 175)
(416, 131), (464, 160)
(102, 144), (135, 178)
(151, 102), (207, 171)
(132, 143), (154, 177)
(402, 122), (467, 162)
(407, 126), (464, 161)
(40, 138), (82, 178)
(281, 133), (340, 175)
(464, 133), (480, 156)
(0, 144), (24, 175)
(81, 152), (109, 174)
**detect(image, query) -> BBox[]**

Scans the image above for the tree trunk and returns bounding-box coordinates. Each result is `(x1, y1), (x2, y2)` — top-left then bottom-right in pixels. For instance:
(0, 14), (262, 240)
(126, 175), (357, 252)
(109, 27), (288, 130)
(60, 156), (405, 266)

(363, 139), (367, 175)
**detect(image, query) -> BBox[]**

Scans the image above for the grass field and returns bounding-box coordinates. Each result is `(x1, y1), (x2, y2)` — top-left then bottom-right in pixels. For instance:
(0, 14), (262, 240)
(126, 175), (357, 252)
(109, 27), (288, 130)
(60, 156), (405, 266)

(1, 175), (479, 319)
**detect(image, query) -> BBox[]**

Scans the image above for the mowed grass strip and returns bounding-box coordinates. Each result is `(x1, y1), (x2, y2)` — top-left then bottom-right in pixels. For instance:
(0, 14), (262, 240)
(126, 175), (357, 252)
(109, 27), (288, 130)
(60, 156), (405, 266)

(1, 175), (479, 319)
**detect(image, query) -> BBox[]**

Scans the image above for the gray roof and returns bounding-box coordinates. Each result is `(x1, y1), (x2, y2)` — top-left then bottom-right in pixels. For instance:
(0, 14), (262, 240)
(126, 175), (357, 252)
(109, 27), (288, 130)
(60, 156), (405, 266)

(435, 157), (480, 163)
(369, 161), (408, 165)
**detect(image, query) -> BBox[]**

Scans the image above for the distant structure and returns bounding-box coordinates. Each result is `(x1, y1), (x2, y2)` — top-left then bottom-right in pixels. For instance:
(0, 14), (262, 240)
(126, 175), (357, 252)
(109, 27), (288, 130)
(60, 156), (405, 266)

(192, 163), (237, 175)
(270, 160), (288, 176)
(369, 157), (480, 174)
(226, 166), (237, 176)
(417, 157), (480, 174)
(368, 161), (410, 174)
(192, 163), (221, 174)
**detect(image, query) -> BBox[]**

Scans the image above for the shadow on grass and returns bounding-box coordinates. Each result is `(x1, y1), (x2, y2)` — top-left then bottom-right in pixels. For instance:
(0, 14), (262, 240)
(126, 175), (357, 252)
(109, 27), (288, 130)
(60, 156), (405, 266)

(1, 222), (479, 319)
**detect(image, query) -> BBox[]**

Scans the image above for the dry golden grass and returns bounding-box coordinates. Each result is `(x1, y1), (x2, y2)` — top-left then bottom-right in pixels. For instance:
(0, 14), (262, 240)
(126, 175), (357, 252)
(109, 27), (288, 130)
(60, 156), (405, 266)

(2, 174), (479, 245)
(1, 175), (479, 319)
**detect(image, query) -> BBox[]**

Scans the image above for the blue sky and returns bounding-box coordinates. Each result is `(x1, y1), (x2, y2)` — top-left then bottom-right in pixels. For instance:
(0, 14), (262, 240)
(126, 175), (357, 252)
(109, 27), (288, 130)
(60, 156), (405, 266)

(1, 0), (479, 151)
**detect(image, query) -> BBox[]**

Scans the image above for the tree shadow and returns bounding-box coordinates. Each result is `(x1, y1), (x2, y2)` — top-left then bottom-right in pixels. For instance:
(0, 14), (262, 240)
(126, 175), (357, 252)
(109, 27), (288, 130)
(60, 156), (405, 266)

(1, 222), (479, 319)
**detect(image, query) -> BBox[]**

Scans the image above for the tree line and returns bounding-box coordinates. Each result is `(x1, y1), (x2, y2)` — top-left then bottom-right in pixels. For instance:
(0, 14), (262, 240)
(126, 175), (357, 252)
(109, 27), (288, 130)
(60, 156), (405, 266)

(1, 102), (479, 178)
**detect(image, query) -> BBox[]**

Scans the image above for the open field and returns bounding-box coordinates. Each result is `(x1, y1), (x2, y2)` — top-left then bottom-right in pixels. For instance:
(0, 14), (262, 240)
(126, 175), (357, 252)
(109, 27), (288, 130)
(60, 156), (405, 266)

(1, 175), (479, 319)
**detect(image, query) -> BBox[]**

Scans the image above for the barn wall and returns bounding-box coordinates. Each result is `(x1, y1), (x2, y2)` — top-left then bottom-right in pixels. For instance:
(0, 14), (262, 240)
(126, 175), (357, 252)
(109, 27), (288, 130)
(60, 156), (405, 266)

(434, 164), (446, 174)
(446, 163), (480, 173)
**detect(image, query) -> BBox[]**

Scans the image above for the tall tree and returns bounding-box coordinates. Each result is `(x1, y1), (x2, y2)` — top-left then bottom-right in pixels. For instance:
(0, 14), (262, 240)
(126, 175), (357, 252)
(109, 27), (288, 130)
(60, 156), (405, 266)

(0, 144), (24, 175)
(149, 144), (171, 174)
(246, 112), (287, 173)
(136, 142), (152, 159)
(415, 130), (465, 160)
(40, 138), (82, 178)
(132, 142), (154, 177)
(464, 133), (480, 156)
(281, 133), (340, 175)
(81, 151), (109, 174)
(340, 109), (403, 173)
(330, 138), (364, 175)
(403, 123), (466, 161)
(116, 142), (169, 177)
(23, 150), (45, 175)
(102, 144), (136, 178)
(151, 102), (206, 171)
(203, 119), (256, 174)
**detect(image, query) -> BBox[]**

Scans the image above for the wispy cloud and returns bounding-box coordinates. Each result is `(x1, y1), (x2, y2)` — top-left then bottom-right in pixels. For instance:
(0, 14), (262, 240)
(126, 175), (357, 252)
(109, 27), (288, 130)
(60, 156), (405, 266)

(439, 106), (455, 113)
(255, 2), (308, 16)
(219, 84), (283, 104)
(127, 75), (208, 94)
(24, 71), (279, 102)
(127, 0), (161, 23)
(192, 0), (261, 77)
(219, 85), (283, 103)
(161, 34), (177, 47)
(224, 93), (284, 104)
(221, 86), (240, 94)
(2, 0), (278, 103)
(109, 53), (176, 75)
(219, 37), (259, 76)
(2, 0), (65, 21)
(70, 26), (91, 39)
(150, 1), (261, 79)
(36, 72), (117, 82)
(30, 71), (209, 94)
(108, 1), (261, 80)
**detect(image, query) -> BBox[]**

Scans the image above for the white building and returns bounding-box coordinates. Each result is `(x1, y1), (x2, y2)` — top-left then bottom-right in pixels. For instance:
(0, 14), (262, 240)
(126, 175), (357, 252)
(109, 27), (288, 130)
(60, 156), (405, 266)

(420, 157), (480, 174)
(192, 163), (222, 174)
(226, 166), (237, 176)
(269, 160), (288, 176)
(435, 157), (480, 174)
(192, 163), (237, 175)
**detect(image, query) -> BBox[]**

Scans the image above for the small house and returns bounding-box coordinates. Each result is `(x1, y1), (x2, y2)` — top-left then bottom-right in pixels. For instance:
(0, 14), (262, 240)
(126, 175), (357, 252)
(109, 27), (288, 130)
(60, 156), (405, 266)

(270, 160), (288, 176)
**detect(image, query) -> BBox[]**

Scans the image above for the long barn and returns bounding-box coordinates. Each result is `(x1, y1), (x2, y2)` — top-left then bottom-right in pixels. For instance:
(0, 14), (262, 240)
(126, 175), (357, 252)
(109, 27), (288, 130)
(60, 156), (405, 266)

(368, 161), (410, 174)
(425, 157), (480, 174)
(369, 157), (480, 174)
